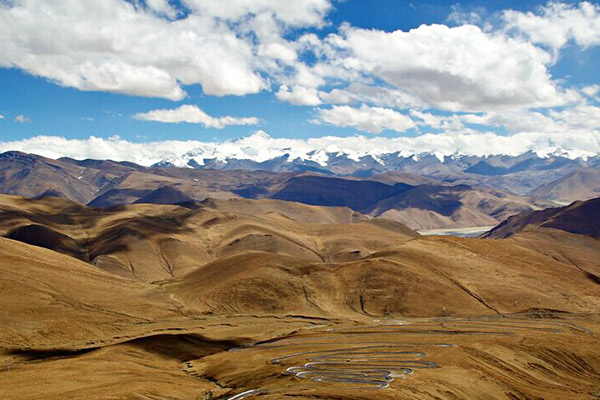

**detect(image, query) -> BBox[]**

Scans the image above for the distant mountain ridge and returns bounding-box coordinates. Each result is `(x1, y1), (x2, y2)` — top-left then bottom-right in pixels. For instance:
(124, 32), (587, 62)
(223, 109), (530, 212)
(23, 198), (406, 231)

(147, 132), (600, 200)
(0, 149), (595, 229)
(259, 176), (553, 230)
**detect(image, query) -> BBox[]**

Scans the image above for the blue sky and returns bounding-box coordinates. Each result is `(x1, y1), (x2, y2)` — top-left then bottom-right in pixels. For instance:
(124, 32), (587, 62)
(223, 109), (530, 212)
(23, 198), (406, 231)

(0, 0), (599, 149)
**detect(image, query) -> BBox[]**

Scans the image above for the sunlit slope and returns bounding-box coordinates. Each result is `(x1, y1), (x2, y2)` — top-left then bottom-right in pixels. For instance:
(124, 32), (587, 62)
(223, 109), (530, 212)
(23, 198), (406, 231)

(0, 237), (182, 349)
(169, 234), (600, 319)
(2, 194), (599, 320)
(0, 195), (416, 282)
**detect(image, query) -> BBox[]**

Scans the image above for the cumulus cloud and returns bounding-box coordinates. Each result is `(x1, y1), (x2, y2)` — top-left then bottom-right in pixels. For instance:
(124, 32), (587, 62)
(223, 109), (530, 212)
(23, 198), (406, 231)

(275, 3), (596, 119)
(460, 110), (560, 133)
(456, 103), (600, 134)
(549, 104), (600, 130)
(14, 115), (30, 123)
(502, 1), (600, 50)
(409, 110), (466, 131)
(0, 135), (202, 166)
(183, 0), (332, 28)
(276, 85), (322, 106)
(582, 84), (600, 102)
(325, 24), (571, 112)
(319, 83), (425, 109)
(133, 105), (259, 128)
(314, 105), (416, 134)
(0, 113), (4, 119)
(446, 4), (484, 25)
(0, 0), (333, 100)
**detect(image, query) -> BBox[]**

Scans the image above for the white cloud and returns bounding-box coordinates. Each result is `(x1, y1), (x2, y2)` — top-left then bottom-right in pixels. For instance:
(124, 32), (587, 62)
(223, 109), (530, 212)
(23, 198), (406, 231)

(0, 135), (200, 166)
(133, 105), (258, 128)
(182, 0), (332, 28)
(276, 85), (322, 106)
(502, 1), (600, 50)
(326, 24), (571, 112)
(314, 104), (416, 134)
(319, 83), (425, 109)
(460, 110), (561, 133)
(447, 4), (484, 25)
(582, 84), (600, 102)
(458, 103), (600, 134)
(549, 104), (600, 130)
(0, 0), (597, 145)
(0, 0), (333, 100)
(0, 113), (4, 119)
(14, 115), (30, 123)
(259, 42), (298, 65)
(410, 110), (466, 131)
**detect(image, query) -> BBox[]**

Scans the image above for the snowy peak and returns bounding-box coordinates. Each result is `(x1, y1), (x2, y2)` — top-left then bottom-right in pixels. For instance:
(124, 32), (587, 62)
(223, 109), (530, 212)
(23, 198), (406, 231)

(231, 130), (272, 144)
(247, 130), (272, 140)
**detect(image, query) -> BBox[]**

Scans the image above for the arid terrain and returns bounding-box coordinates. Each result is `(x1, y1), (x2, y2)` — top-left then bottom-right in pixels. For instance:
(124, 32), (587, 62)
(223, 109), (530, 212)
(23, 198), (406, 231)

(1, 193), (599, 399)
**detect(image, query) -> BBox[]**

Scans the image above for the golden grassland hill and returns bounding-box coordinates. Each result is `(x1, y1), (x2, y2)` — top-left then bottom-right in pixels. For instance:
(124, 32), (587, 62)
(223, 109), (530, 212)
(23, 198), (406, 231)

(1, 194), (599, 319)
(1, 194), (600, 399)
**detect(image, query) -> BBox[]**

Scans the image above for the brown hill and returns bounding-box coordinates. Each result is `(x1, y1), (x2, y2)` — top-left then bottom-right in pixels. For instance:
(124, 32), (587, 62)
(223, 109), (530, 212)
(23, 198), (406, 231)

(0, 151), (122, 203)
(269, 175), (413, 209)
(372, 185), (555, 230)
(0, 194), (416, 282)
(483, 196), (600, 239)
(0, 236), (182, 350)
(168, 233), (600, 318)
(1, 193), (600, 399)
(264, 176), (553, 230)
(133, 185), (197, 207)
(1, 194), (597, 318)
(6, 224), (87, 261)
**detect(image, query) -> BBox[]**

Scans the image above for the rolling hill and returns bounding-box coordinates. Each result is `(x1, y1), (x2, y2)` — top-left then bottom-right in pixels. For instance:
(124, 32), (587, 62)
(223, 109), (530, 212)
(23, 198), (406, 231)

(1, 193), (600, 399)
(1, 194), (598, 316)
(482, 196), (600, 239)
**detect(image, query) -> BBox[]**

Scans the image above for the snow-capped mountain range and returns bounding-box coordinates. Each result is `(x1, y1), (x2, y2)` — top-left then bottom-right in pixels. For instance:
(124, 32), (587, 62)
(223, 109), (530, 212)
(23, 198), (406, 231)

(1, 130), (599, 173)
(154, 130), (600, 173)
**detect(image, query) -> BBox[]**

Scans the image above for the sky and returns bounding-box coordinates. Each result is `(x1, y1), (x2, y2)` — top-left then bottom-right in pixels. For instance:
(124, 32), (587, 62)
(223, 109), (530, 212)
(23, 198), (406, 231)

(0, 0), (599, 163)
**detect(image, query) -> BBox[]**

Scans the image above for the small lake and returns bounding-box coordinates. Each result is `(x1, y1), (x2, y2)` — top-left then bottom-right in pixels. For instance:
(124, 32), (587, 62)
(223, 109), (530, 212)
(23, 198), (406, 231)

(417, 226), (496, 238)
